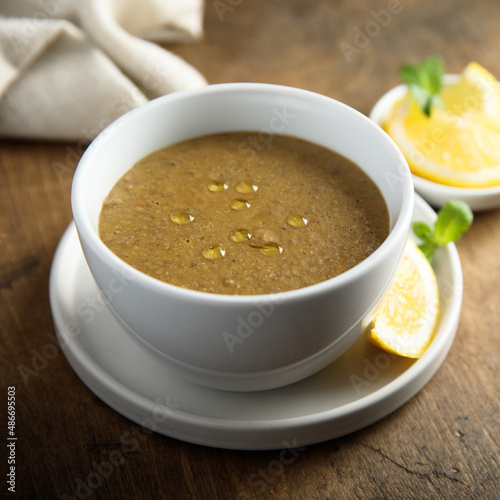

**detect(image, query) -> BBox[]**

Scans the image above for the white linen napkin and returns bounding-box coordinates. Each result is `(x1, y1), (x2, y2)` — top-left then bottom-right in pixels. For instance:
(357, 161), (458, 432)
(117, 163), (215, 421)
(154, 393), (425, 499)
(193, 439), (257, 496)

(0, 0), (207, 141)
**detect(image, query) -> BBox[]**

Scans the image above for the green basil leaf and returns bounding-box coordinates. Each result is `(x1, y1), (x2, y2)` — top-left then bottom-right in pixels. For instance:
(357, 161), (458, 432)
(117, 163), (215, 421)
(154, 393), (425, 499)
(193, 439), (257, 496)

(399, 56), (445, 116)
(413, 221), (432, 241)
(432, 200), (474, 246)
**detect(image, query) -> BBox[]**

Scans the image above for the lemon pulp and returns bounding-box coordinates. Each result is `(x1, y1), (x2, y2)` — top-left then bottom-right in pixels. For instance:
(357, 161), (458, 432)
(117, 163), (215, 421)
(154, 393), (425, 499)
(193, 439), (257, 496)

(368, 238), (440, 358)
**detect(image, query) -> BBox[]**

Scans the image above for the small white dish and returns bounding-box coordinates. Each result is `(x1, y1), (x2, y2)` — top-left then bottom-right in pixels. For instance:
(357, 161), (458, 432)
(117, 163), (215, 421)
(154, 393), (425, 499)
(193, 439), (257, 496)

(369, 76), (500, 212)
(49, 195), (463, 450)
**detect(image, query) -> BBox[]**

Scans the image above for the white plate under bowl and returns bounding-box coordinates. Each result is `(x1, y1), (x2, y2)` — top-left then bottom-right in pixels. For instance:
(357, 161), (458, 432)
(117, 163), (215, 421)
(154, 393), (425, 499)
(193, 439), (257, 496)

(49, 195), (462, 450)
(369, 77), (500, 212)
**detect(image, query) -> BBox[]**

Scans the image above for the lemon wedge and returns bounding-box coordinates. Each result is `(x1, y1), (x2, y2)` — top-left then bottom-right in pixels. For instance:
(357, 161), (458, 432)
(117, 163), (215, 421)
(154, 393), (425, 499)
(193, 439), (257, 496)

(368, 238), (440, 358)
(385, 62), (500, 188)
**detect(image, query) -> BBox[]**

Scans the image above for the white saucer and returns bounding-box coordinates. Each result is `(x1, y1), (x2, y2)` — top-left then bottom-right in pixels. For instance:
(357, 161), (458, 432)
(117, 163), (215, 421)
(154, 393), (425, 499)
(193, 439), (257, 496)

(49, 195), (462, 450)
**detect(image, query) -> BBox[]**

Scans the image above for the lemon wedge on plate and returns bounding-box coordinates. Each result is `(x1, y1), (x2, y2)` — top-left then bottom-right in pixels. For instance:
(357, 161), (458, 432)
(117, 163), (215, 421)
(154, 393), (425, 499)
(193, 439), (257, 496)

(368, 238), (440, 359)
(385, 62), (500, 188)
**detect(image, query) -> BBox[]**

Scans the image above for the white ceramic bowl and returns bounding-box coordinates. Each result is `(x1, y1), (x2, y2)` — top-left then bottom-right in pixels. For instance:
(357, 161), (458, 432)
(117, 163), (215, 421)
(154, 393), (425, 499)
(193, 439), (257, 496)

(72, 83), (414, 392)
(369, 75), (500, 211)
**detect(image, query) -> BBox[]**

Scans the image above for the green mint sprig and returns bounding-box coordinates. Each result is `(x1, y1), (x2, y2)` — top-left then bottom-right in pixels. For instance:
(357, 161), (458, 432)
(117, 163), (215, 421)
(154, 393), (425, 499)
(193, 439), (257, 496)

(413, 200), (473, 262)
(399, 55), (444, 117)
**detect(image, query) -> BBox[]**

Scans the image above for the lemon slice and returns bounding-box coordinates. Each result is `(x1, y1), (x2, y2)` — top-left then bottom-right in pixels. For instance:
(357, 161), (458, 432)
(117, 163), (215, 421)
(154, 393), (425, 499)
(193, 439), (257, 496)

(385, 62), (500, 188)
(368, 238), (440, 358)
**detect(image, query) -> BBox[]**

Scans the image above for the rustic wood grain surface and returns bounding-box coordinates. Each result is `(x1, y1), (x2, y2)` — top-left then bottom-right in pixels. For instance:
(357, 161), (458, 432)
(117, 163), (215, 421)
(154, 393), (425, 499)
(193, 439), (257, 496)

(1, 1), (499, 499)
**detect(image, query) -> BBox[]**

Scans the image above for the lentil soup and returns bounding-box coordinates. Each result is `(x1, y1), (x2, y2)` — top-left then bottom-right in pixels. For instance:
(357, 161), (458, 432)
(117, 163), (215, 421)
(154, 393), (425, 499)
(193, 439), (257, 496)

(98, 133), (389, 295)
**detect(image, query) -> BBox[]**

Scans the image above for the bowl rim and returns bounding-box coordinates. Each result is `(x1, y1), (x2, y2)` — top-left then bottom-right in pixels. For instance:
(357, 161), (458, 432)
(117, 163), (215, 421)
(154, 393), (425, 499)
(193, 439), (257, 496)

(72, 82), (414, 304)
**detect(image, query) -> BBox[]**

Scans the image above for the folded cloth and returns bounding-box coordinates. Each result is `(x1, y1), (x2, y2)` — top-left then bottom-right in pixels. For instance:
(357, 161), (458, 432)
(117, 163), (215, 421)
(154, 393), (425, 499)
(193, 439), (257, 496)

(0, 0), (207, 141)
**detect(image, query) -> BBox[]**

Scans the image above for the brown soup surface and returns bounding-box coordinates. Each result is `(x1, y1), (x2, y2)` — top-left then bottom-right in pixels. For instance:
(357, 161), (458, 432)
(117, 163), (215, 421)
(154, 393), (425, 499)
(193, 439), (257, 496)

(99, 133), (389, 295)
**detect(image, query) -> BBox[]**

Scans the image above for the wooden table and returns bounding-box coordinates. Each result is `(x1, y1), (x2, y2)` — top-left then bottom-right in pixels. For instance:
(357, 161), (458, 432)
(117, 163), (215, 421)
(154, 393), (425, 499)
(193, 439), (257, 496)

(2, 1), (499, 498)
